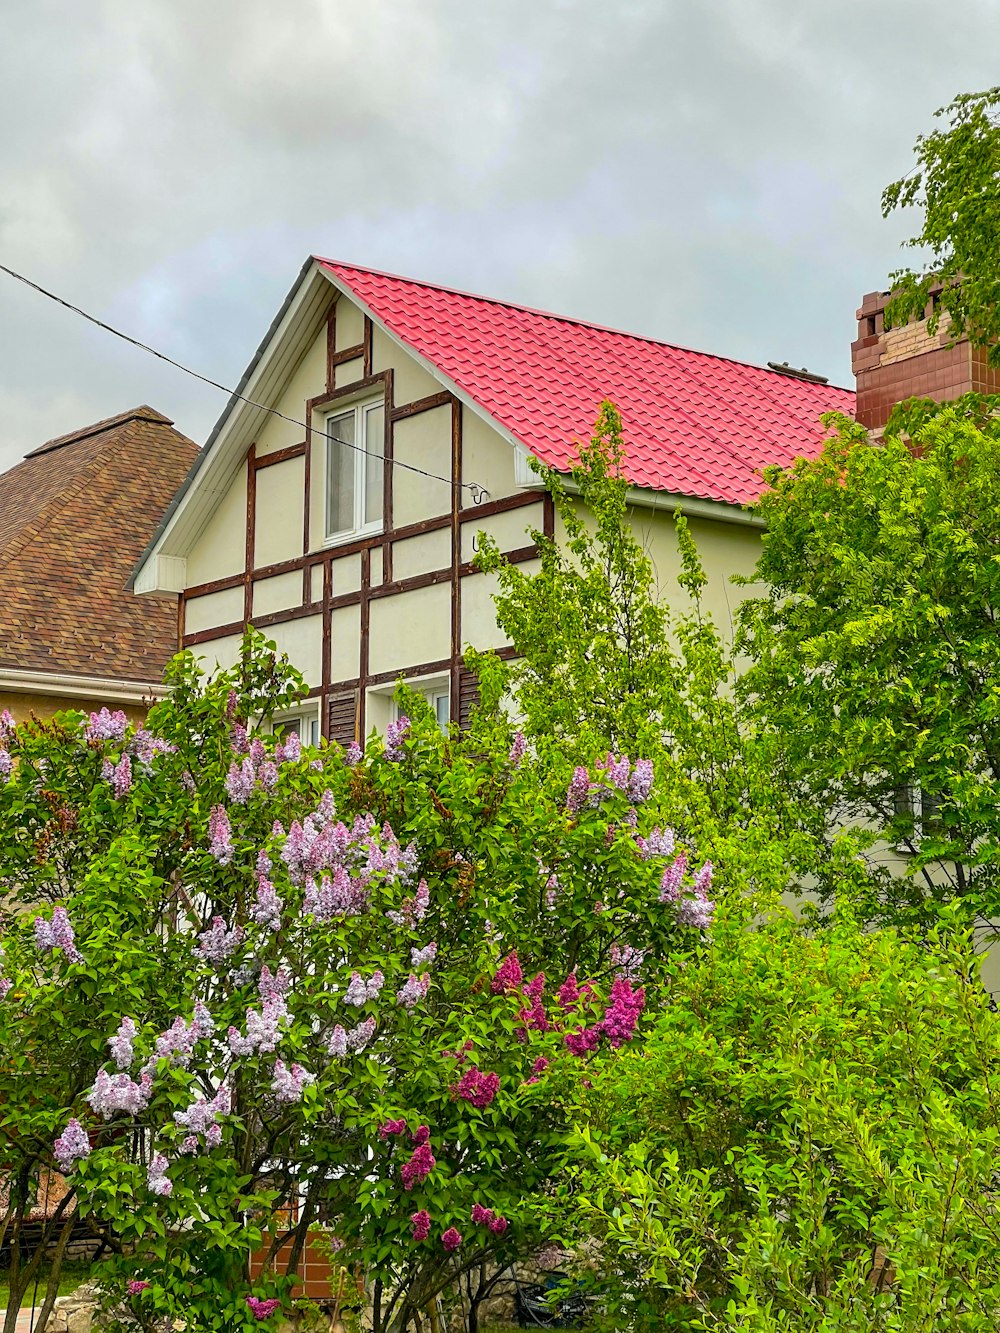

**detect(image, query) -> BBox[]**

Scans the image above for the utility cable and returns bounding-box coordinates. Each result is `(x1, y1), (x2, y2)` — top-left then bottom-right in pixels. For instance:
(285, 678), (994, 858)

(0, 262), (491, 502)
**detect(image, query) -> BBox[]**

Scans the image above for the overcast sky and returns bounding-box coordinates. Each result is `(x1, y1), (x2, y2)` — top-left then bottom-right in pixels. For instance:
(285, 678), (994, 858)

(1, 0), (998, 470)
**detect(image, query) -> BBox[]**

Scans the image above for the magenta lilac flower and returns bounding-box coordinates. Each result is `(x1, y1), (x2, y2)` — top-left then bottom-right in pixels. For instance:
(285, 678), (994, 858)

(194, 916), (244, 964)
(127, 1281), (150, 1296)
(491, 951), (523, 994)
(441, 1227), (462, 1253)
(453, 1066), (501, 1110)
(532, 1057), (550, 1075)
(384, 716), (410, 762)
(34, 907), (83, 963)
(208, 805), (234, 865)
(471, 1203), (493, 1226)
(271, 1060), (314, 1104)
(600, 977), (646, 1048)
(54, 1119), (90, 1173)
(379, 1118), (408, 1139)
(400, 1143), (436, 1190)
(396, 973), (431, 1009)
(109, 1017), (137, 1070)
(564, 1027), (602, 1058)
(410, 1124), (430, 1146)
(246, 1297), (281, 1321)
(411, 1209), (431, 1242)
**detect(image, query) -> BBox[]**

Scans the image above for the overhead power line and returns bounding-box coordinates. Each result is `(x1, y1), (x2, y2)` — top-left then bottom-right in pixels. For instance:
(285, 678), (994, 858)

(0, 262), (491, 502)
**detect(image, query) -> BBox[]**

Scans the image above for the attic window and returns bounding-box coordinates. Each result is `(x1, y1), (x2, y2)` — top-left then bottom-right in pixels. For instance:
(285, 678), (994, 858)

(325, 399), (385, 543)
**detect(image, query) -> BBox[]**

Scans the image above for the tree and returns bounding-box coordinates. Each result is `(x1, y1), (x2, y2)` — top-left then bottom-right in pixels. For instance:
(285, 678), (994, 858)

(567, 907), (1000, 1331)
(0, 630), (719, 1333)
(883, 87), (1000, 362)
(737, 401), (1000, 936)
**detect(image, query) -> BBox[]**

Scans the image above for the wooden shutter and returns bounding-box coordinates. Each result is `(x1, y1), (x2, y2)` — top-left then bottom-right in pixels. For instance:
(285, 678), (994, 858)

(458, 669), (479, 730)
(327, 690), (359, 747)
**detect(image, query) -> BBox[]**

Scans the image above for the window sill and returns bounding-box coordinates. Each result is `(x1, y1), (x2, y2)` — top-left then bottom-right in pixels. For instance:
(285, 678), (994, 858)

(321, 523), (383, 551)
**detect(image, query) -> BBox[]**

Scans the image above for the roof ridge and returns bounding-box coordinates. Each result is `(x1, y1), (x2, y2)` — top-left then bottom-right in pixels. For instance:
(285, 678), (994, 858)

(25, 404), (174, 459)
(316, 257), (854, 394)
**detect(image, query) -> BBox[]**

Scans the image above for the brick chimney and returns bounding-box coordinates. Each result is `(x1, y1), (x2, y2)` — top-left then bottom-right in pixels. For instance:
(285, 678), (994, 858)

(852, 288), (1000, 431)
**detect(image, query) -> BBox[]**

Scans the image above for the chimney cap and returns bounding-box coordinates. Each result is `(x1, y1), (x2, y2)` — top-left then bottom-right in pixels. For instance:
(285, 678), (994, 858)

(767, 360), (830, 385)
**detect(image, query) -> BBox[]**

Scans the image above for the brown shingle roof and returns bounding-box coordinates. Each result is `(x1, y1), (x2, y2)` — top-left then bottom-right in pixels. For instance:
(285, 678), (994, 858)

(0, 406), (200, 684)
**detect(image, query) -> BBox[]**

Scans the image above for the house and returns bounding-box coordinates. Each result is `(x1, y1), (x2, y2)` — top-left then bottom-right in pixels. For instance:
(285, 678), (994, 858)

(130, 259), (856, 741)
(0, 406), (200, 722)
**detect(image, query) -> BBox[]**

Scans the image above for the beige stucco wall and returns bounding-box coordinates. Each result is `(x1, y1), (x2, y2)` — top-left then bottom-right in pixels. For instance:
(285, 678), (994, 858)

(371, 326), (440, 404)
(392, 406), (453, 528)
(186, 467), (247, 585)
(256, 335), (326, 458)
(368, 583), (451, 677)
(462, 411), (521, 504)
(255, 457), (305, 567)
(186, 585), (244, 635)
(462, 499), (544, 564)
(335, 296), (364, 350)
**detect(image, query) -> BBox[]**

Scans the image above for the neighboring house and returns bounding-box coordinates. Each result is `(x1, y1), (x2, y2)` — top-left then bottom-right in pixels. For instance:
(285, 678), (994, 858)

(130, 259), (856, 742)
(0, 406), (200, 722)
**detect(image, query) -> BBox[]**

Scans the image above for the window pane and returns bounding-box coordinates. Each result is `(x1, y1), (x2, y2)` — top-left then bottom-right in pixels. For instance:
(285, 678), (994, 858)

(364, 404), (384, 525)
(326, 412), (356, 536)
(433, 692), (450, 732)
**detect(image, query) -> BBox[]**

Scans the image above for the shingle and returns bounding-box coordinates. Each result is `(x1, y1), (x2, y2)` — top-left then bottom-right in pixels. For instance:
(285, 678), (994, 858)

(317, 260), (855, 506)
(0, 408), (200, 683)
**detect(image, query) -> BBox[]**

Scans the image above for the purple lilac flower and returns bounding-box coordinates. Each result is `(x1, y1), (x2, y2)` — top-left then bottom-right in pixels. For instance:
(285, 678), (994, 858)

(230, 722), (249, 754)
(441, 1227), (462, 1253)
(411, 1210), (431, 1242)
(194, 916), (244, 964)
(147, 1153), (172, 1197)
(675, 895), (715, 930)
(349, 1017), (376, 1052)
(345, 741), (363, 765)
(0, 709), (15, 743)
(246, 1298), (281, 1322)
(508, 732), (527, 767)
(491, 951), (522, 994)
(410, 941), (437, 968)
(0, 751), (13, 783)
(396, 973), (430, 1009)
(637, 826), (675, 861)
(327, 1025), (348, 1057)
(88, 1070), (152, 1119)
(109, 1017), (137, 1070)
(566, 766), (591, 814)
(610, 943), (646, 981)
(401, 1143), (436, 1190)
(208, 805), (233, 865)
(250, 876), (283, 931)
(271, 1060), (314, 1104)
(344, 970), (384, 1006)
(226, 691), (238, 721)
(228, 996), (287, 1056)
(659, 852), (688, 903)
(275, 731), (302, 764)
(53, 1119), (90, 1173)
(249, 737), (266, 767)
(34, 907), (83, 963)
(628, 758), (654, 802)
(128, 730), (173, 774)
(384, 716), (411, 762)
(258, 760), (279, 792)
(85, 708), (128, 744)
(225, 758), (256, 804)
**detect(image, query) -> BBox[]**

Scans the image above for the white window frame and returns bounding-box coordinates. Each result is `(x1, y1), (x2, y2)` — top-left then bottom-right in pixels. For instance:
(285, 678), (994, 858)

(324, 396), (385, 547)
(367, 673), (452, 736)
(270, 704), (321, 749)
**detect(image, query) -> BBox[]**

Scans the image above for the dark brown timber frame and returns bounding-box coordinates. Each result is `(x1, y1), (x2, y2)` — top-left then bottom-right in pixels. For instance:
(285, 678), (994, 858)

(181, 297), (552, 743)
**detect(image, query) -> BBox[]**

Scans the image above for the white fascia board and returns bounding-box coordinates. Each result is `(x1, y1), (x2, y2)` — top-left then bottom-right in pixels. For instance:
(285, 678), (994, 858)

(559, 476), (766, 528)
(133, 554), (187, 597)
(132, 262), (333, 586)
(0, 669), (162, 704)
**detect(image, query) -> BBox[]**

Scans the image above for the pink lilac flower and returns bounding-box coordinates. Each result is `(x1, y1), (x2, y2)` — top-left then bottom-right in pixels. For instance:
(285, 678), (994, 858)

(508, 732), (527, 767)
(636, 826), (675, 861)
(628, 759), (654, 803)
(401, 1143), (436, 1190)
(0, 750), (12, 783)
(410, 941), (437, 968)
(271, 1061), (314, 1104)
(127, 1281), (150, 1296)
(258, 761), (278, 793)
(225, 758), (256, 804)
(387, 878), (430, 928)
(85, 708), (128, 743)
(344, 971), (384, 1006)
(246, 1298), (281, 1321)
(442, 1227), (462, 1253)
(491, 951), (522, 994)
(600, 977), (646, 1048)
(34, 907), (83, 963)
(53, 1119), (90, 1173)
(194, 916), (244, 964)
(109, 1017), (137, 1070)
(659, 852), (688, 903)
(304, 866), (368, 920)
(250, 876), (283, 931)
(275, 731), (302, 764)
(174, 1085), (231, 1138)
(110, 754), (132, 797)
(532, 1057), (550, 1075)
(230, 721), (249, 753)
(453, 1067), (500, 1110)
(384, 716), (410, 762)
(610, 943), (646, 981)
(258, 965), (292, 1003)
(675, 895), (715, 929)
(88, 1070), (152, 1119)
(205, 1123), (222, 1149)
(327, 1025), (348, 1058)
(208, 805), (234, 865)
(345, 741), (363, 766)
(0, 709), (15, 743)
(349, 1017), (376, 1052)
(396, 973), (430, 1009)
(228, 997), (287, 1056)
(566, 767), (591, 814)
(379, 1118), (407, 1139)
(411, 1210), (431, 1242)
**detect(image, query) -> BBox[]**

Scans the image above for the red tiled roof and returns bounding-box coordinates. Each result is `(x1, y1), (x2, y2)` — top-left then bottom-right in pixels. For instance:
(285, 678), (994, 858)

(317, 259), (854, 507)
(0, 407), (200, 682)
